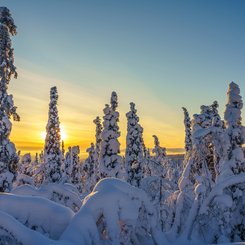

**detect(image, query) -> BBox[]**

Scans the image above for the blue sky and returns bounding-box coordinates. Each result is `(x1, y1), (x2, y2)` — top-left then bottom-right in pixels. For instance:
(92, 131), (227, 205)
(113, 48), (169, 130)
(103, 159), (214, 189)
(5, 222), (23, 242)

(2, 0), (245, 155)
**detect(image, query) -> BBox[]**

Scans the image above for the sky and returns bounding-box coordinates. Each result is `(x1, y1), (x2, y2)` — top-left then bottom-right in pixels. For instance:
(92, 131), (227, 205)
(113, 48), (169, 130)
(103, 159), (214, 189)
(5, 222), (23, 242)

(1, 0), (245, 158)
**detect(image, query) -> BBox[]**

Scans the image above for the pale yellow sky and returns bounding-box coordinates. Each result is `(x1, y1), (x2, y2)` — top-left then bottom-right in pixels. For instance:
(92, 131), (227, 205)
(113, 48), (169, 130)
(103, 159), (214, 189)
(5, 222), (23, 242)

(9, 64), (185, 159)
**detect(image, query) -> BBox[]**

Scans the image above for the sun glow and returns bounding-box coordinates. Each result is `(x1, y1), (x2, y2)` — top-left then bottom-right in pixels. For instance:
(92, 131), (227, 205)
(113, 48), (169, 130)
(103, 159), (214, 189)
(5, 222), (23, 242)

(40, 126), (67, 141)
(40, 131), (46, 141)
(60, 127), (67, 141)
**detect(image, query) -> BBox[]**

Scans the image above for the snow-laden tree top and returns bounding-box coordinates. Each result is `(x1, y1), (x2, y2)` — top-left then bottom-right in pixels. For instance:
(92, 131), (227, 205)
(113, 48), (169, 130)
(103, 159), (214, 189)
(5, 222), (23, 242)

(182, 107), (192, 152)
(45, 86), (60, 146)
(0, 7), (17, 35)
(224, 81), (243, 129)
(110, 91), (118, 111)
(152, 134), (166, 159)
(0, 6), (19, 121)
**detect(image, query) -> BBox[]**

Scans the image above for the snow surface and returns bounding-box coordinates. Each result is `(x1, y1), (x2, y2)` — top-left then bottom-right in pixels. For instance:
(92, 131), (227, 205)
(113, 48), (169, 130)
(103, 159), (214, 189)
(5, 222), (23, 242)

(12, 183), (82, 212)
(0, 193), (74, 239)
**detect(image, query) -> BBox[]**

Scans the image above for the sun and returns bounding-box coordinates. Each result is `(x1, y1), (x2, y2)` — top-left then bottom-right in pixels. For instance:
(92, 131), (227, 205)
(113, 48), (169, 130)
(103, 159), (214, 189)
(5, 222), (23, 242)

(40, 131), (46, 141)
(40, 126), (67, 141)
(60, 126), (67, 141)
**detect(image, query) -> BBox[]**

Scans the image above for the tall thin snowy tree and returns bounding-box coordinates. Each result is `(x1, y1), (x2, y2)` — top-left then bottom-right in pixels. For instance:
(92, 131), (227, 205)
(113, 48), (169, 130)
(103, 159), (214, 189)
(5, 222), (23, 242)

(182, 107), (192, 152)
(143, 135), (167, 178)
(224, 82), (244, 161)
(0, 7), (20, 192)
(18, 153), (31, 176)
(99, 92), (122, 178)
(152, 135), (166, 163)
(83, 143), (96, 193)
(65, 146), (82, 192)
(125, 102), (144, 187)
(44, 86), (63, 183)
(63, 146), (73, 182)
(142, 143), (151, 177)
(93, 116), (102, 181)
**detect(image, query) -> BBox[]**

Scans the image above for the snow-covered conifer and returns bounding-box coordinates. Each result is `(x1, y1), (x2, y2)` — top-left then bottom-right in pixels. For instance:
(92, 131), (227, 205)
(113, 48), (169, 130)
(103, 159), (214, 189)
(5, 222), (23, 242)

(33, 151), (45, 186)
(182, 107), (192, 152)
(190, 83), (245, 243)
(167, 102), (223, 239)
(224, 82), (244, 155)
(99, 92), (122, 178)
(61, 140), (65, 160)
(19, 153), (31, 176)
(65, 146), (82, 193)
(142, 142), (151, 177)
(142, 136), (166, 178)
(125, 102), (144, 187)
(83, 143), (96, 193)
(63, 147), (73, 182)
(44, 86), (63, 183)
(0, 7), (20, 192)
(30, 153), (39, 180)
(34, 153), (39, 166)
(152, 135), (166, 163)
(93, 116), (102, 181)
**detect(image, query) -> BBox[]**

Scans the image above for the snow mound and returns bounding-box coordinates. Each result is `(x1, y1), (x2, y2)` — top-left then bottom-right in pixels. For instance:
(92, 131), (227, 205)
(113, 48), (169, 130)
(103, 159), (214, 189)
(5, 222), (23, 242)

(62, 178), (167, 245)
(0, 210), (56, 245)
(12, 183), (82, 212)
(14, 174), (34, 187)
(0, 193), (74, 239)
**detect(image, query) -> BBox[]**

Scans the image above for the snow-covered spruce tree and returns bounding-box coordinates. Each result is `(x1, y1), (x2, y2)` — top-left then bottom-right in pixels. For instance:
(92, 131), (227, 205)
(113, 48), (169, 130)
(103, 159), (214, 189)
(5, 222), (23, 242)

(61, 140), (65, 160)
(182, 107), (192, 152)
(166, 102), (223, 240)
(201, 101), (222, 181)
(145, 135), (166, 177)
(63, 146), (73, 182)
(18, 153), (31, 176)
(180, 101), (222, 187)
(125, 102), (144, 187)
(93, 116), (102, 182)
(33, 153), (39, 169)
(99, 92), (122, 178)
(223, 82), (245, 172)
(152, 135), (180, 190)
(142, 142), (151, 177)
(14, 153), (34, 187)
(142, 136), (180, 233)
(44, 86), (63, 183)
(169, 85), (245, 243)
(194, 82), (245, 243)
(0, 7), (20, 192)
(152, 135), (166, 162)
(65, 146), (82, 193)
(30, 153), (40, 183)
(83, 143), (96, 193)
(33, 151), (45, 186)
